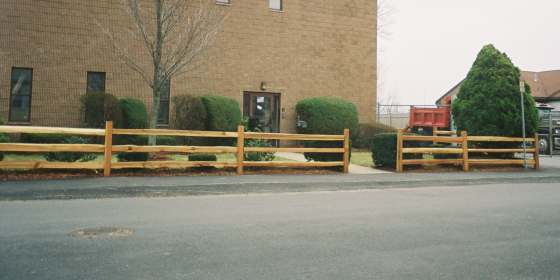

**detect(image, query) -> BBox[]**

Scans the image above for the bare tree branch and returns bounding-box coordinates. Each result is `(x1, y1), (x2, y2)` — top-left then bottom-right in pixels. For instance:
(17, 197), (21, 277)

(97, 0), (227, 136)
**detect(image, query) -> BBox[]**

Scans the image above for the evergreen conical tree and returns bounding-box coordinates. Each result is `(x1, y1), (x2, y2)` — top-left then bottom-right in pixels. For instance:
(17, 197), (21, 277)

(452, 44), (538, 137)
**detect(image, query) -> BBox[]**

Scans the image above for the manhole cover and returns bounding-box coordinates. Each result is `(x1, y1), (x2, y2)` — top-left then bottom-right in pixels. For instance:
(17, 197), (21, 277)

(69, 227), (134, 239)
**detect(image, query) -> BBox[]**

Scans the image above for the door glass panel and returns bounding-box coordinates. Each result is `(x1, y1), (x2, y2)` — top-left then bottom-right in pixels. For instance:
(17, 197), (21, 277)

(244, 92), (280, 133)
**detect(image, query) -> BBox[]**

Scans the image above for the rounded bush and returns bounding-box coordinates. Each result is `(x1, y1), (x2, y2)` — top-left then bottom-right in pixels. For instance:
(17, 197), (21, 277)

(188, 154), (217, 161)
(117, 98), (149, 162)
(119, 98), (148, 129)
(172, 95), (207, 131)
(354, 122), (396, 149)
(20, 133), (68, 144)
(371, 133), (397, 168)
(44, 136), (97, 162)
(200, 95), (242, 132)
(115, 136), (178, 162)
(0, 119), (8, 161)
(81, 92), (123, 128)
(370, 133), (424, 169)
(200, 95), (242, 146)
(296, 97), (358, 161)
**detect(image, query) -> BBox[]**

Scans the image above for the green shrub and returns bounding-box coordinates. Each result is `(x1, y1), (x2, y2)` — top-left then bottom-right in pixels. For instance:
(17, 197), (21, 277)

(115, 136), (178, 162)
(370, 133), (424, 169)
(432, 144), (461, 160)
(371, 133), (397, 168)
(44, 136), (97, 163)
(173, 95), (208, 145)
(81, 92), (123, 128)
(244, 138), (276, 162)
(0, 119), (8, 161)
(200, 95), (241, 132)
(200, 95), (242, 146)
(115, 135), (149, 162)
(155, 136), (177, 146)
(118, 98), (148, 129)
(452, 44), (538, 137)
(172, 95), (207, 131)
(354, 122), (396, 149)
(117, 98), (149, 162)
(296, 97), (358, 161)
(21, 133), (68, 144)
(188, 154), (217, 161)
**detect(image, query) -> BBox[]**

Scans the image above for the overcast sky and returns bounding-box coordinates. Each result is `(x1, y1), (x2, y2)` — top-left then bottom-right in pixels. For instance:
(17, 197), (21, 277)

(378, 0), (560, 106)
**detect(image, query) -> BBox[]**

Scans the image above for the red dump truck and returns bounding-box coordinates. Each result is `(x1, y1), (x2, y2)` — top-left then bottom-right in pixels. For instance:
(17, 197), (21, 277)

(408, 106), (451, 131)
(407, 103), (559, 154)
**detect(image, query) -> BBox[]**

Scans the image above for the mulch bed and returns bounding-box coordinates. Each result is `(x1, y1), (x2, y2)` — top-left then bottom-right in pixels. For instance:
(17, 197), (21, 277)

(403, 164), (529, 173)
(0, 167), (339, 182)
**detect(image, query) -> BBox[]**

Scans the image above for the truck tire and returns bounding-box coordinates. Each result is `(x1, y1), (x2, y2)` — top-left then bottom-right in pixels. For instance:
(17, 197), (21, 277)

(539, 136), (549, 154)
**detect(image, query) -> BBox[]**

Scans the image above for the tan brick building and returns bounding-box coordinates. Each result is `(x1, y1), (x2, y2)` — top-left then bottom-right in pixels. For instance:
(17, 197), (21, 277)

(0, 0), (377, 133)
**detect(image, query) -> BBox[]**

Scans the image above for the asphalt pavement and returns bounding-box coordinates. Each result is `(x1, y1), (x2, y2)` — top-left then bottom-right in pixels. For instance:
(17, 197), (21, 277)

(1, 167), (560, 200)
(1, 182), (560, 279)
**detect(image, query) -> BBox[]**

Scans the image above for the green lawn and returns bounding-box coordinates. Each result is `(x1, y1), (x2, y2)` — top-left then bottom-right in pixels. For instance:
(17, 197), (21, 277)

(350, 151), (374, 167)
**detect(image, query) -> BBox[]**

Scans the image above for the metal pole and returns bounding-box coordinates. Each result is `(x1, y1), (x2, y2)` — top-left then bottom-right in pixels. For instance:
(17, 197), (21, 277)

(549, 111), (553, 156)
(520, 81), (527, 168)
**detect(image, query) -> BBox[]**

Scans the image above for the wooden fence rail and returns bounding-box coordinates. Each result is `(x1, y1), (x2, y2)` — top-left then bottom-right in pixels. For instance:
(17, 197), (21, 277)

(0, 122), (350, 176)
(397, 129), (540, 172)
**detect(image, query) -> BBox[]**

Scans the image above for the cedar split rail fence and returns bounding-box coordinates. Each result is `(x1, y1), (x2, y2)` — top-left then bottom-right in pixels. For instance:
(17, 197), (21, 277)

(397, 129), (540, 172)
(0, 122), (350, 176)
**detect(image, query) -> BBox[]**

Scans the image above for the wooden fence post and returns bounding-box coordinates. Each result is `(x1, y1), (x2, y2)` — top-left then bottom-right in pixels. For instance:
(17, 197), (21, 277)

(343, 129), (350, 173)
(534, 133), (540, 169)
(396, 129), (403, 172)
(103, 121), (113, 177)
(461, 131), (469, 172)
(433, 127), (438, 145)
(237, 125), (245, 175)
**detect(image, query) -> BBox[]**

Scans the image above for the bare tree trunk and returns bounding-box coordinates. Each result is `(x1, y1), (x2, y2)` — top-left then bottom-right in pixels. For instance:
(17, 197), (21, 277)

(98, 0), (226, 145)
(148, 0), (164, 145)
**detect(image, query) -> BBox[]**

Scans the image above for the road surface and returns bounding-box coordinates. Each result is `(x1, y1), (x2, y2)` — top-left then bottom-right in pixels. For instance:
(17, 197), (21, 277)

(1, 183), (560, 279)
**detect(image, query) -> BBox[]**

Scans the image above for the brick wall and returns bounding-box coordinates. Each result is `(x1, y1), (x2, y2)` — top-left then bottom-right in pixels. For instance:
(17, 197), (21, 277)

(0, 0), (377, 132)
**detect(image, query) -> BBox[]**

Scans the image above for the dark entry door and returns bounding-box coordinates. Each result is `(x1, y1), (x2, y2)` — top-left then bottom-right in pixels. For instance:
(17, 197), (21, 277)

(243, 92), (280, 133)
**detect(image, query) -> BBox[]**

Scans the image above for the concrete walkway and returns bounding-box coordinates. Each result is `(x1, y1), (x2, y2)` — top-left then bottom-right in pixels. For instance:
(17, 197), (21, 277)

(276, 152), (390, 174)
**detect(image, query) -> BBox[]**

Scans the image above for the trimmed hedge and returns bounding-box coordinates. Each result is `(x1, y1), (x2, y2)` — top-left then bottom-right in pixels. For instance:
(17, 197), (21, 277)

(370, 133), (423, 169)
(44, 136), (97, 162)
(117, 98), (149, 162)
(20, 133), (68, 144)
(200, 95), (242, 146)
(20, 133), (96, 162)
(81, 92), (123, 128)
(354, 122), (396, 149)
(296, 97), (358, 161)
(115, 135), (178, 162)
(371, 133), (397, 168)
(188, 154), (217, 161)
(172, 95), (207, 131)
(200, 95), (241, 132)
(173, 95), (208, 145)
(0, 119), (8, 161)
(119, 98), (148, 129)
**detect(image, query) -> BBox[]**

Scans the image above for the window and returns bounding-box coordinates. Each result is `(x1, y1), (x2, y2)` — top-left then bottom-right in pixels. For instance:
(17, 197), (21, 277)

(216, 0), (230, 4)
(158, 79), (171, 125)
(269, 0), (282, 11)
(87, 72), (106, 93)
(9, 68), (33, 122)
